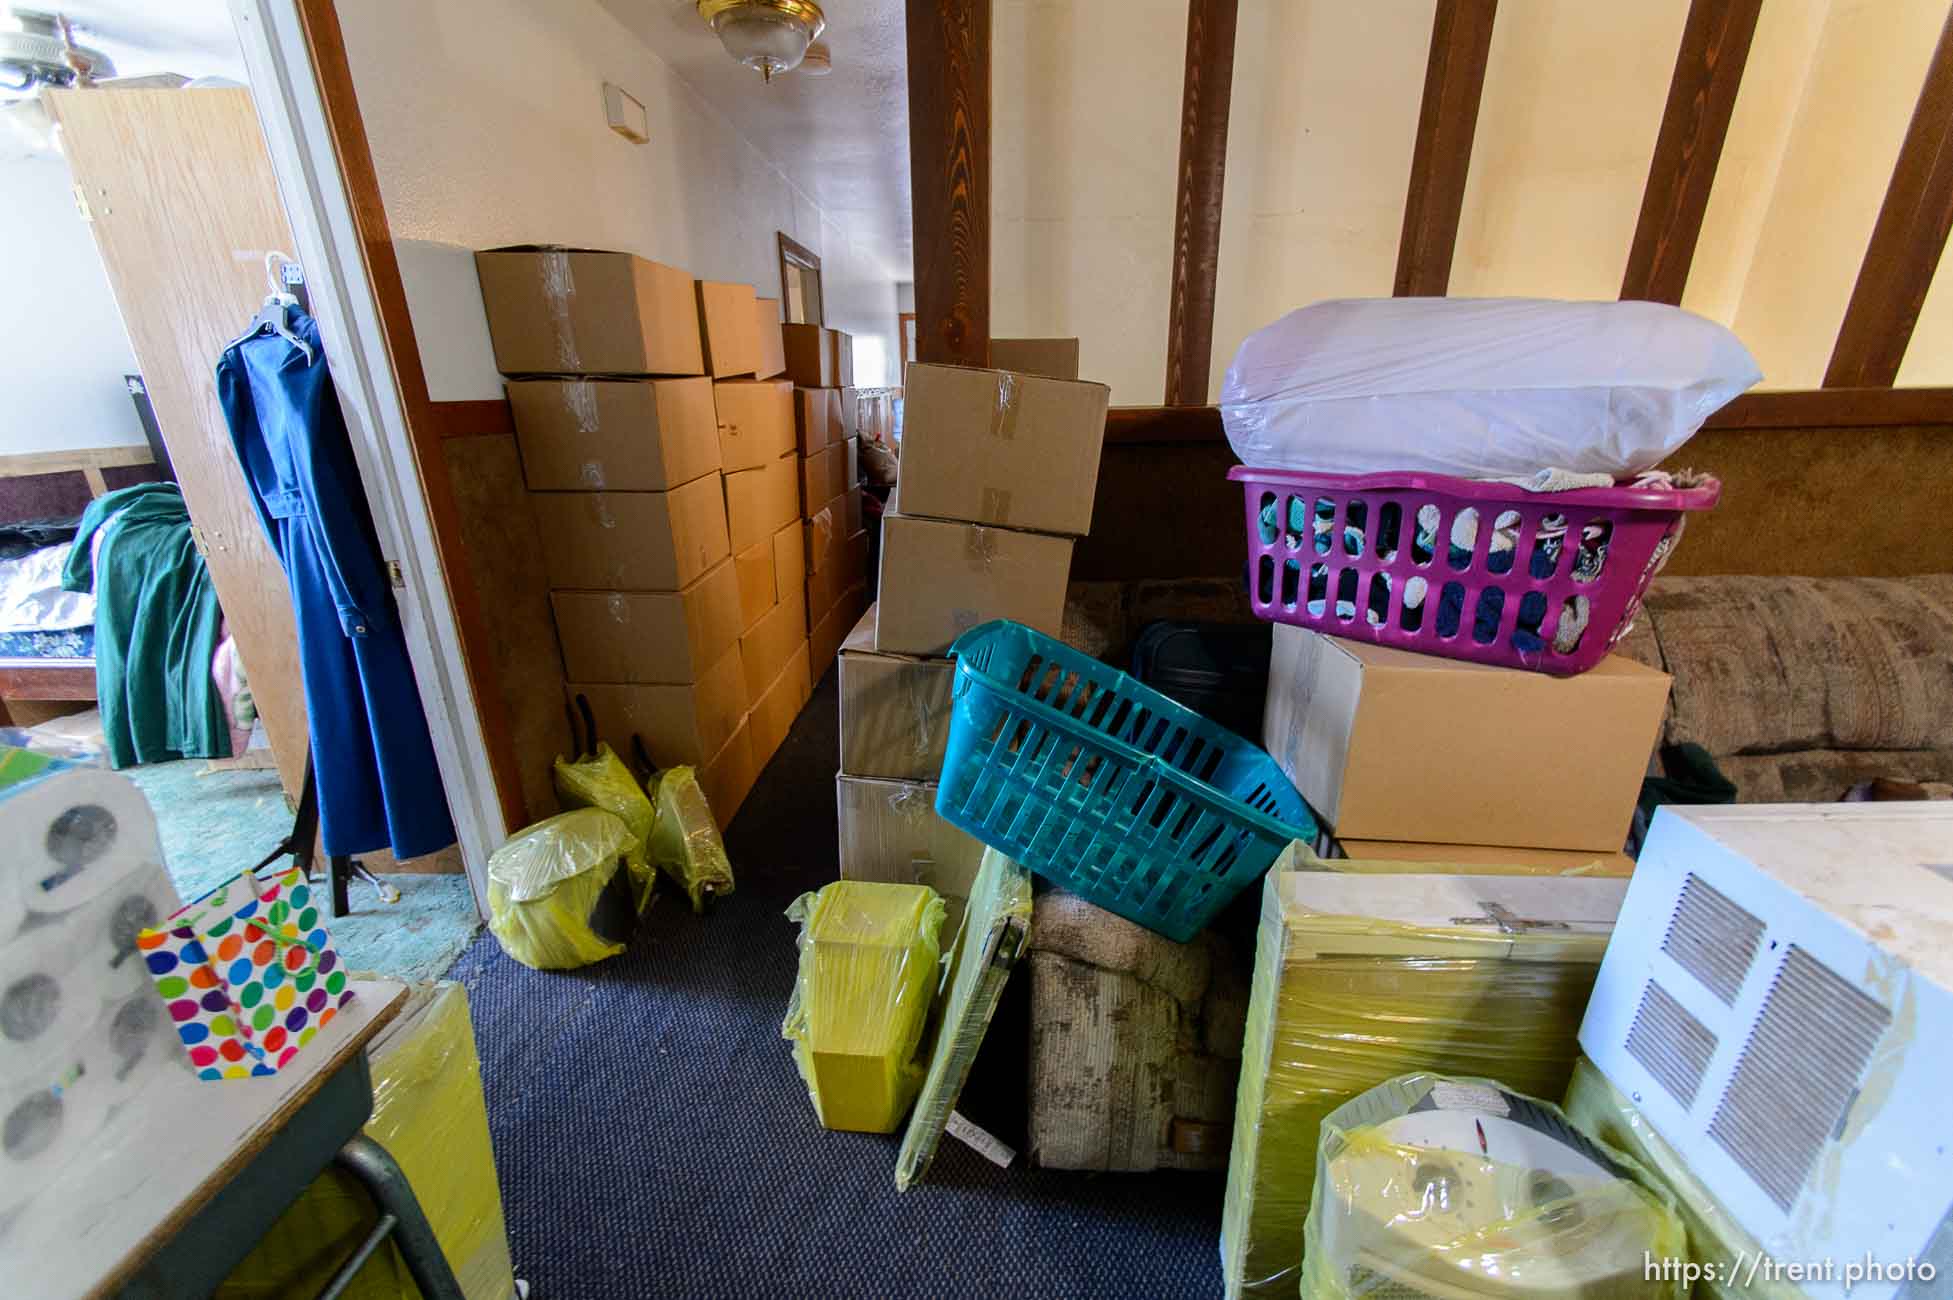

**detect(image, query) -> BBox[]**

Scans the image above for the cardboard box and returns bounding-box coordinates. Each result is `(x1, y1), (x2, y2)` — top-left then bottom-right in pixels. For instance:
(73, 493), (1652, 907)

(794, 388), (835, 456)
(899, 363), (1110, 536)
(723, 454), (799, 552)
(989, 337), (1081, 381)
(475, 246), (703, 376)
(531, 476), (729, 591)
(699, 720), (758, 831)
(506, 377), (718, 492)
(695, 280), (758, 379)
(1331, 838), (1636, 877)
(836, 775), (985, 905)
(712, 378), (794, 471)
(875, 512), (1073, 655)
(804, 490), (844, 574)
(826, 389), (845, 441)
(830, 330), (854, 387)
(754, 295), (786, 379)
(806, 529), (867, 618)
(843, 484), (863, 536)
(782, 323), (835, 387)
(741, 583), (809, 699)
(568, 642), (748, 767)
(838, 602), (953, 782)
(837, 386), (858, 437)
(844, 435), (859, 493)
(771, 518), (805, 608)
(550, 557), (741, 684)
(809, 582), (865, 681)
(750, 641), (812, 765)
(733, 539), (775, 633)
(1262, 624), (1671, 851)
(798, 441), (848, 512)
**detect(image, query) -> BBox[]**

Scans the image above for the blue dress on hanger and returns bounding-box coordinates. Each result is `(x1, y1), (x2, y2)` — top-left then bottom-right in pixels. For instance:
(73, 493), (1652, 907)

(216, 310), (456, 860)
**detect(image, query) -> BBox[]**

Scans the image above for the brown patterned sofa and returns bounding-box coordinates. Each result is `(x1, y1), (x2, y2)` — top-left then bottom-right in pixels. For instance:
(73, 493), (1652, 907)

(1615, 575), (1953, 802)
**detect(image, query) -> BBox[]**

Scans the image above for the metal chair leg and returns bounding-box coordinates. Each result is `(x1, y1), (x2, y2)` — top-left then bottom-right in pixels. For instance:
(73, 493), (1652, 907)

(329, 1134), (465, 1300)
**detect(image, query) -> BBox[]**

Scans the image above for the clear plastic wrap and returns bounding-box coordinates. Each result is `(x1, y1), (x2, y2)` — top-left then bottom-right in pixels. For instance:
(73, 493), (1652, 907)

(215, 982), (513, 1299)
(647, 764), (735, 911)
(1220, 869), (1617, 1299)
(1564, 1057), (1806, 1299)
(896, 847), (1031, 1188)
(1303, 1073), (1686, 1299)
(552, 742), (656, 907)
(781, 880), (946, 1133)
(1219, 297), (1760, 479)
(486, 807), (643, 970)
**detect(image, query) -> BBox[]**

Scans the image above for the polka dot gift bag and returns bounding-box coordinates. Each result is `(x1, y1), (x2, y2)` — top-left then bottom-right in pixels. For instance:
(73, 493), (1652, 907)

(135, 866), (354, 1080)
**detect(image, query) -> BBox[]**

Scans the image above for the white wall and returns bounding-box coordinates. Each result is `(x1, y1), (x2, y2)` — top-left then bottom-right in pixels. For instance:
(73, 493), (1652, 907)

(335, 0), (902, 396)
(0, 155), (145, 453)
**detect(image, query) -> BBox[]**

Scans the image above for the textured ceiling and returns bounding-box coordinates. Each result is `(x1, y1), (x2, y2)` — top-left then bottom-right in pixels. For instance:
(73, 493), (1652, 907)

(596, 0), (913, 280)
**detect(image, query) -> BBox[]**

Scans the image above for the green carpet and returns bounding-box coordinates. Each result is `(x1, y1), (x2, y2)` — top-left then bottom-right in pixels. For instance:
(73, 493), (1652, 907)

(124, 757), (480, 983)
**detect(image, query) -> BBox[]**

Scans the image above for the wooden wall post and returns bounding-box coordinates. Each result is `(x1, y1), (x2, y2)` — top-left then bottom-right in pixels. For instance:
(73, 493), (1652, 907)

(906, 0), (991, 367)
(1394, 0), (1499, 296)
(1164, 0), (1240, 406)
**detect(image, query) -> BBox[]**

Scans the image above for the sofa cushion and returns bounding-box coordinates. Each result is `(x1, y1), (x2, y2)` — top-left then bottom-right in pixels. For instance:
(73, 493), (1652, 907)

(1642, 575), (1953, 755)
(1717, 748), (1953, 803)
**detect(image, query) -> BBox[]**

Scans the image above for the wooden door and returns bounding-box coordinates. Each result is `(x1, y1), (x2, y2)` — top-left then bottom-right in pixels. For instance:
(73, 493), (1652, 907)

(48, 88), (308, 797)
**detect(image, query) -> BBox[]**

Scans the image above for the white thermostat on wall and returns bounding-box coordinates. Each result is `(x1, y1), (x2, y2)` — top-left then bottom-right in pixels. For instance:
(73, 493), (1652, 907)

(603, 82), (649, 144)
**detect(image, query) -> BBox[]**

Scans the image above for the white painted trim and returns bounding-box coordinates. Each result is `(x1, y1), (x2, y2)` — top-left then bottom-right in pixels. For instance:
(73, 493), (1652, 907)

(229, 0), (504, 917)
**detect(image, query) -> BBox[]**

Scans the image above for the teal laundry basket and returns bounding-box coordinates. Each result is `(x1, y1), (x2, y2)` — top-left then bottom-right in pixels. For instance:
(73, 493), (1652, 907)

(935, 620), (1316, 942)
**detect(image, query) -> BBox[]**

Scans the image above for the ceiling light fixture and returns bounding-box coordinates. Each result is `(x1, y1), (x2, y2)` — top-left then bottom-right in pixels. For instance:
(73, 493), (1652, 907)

(799, 40), (832, 77)
(696, 0), (825, 82)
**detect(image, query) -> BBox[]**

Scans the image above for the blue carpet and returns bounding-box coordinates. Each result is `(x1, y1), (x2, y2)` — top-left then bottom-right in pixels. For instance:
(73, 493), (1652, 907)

(447, 666), (1226, 1298)
(125, 758), (480, 983)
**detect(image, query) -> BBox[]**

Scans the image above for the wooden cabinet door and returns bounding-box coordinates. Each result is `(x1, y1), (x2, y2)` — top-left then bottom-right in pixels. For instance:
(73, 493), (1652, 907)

(48, 87), (308, 796)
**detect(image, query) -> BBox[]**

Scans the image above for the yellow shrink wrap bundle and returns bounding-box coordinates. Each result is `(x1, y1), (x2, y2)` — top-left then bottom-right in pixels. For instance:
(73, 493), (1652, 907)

(1218, 865), (1626, 1299)
(487, 808), (644, 970)
(217, 982), (514, 1298)
(1563, 1058), (1806, 1300)
(552, 742), (657, 908)
(782, 880), (946, 1133)
(1304, 1073), (1685, 1299)
(647, 764), (736, 911)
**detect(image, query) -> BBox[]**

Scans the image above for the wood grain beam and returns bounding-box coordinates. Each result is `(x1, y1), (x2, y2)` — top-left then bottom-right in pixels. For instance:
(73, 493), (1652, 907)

(906, 0), (990, 367)
(1621, 0), (1761, 304)
(428, 399), (516, 440)
(294, 0), (528, 833)
(1825, 5), (1953, 387)
(1394, 0), (1499, 297)
(1164, 0), (1240, 406)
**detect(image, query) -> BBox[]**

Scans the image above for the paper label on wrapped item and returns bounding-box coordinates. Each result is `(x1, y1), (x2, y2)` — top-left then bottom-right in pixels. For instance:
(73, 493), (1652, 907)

(947, 1110), (1015, 1167)
(1431, 1081), (1511, 1117)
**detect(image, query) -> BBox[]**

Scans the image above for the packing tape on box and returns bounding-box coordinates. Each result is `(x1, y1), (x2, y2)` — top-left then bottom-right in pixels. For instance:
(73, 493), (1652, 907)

(594, 494), (617, 529)
(541, 249), (580, 371)
(579, 461), (607, 489)
(964, 526), (997, 570)
(564, 378), (599, 433)
(809, 505), (835, 560)
(989, 372), (1019, 441)
(608, 592), (630, 626)
(908, 673), (942, 758)
(980, 487), (1013, 525)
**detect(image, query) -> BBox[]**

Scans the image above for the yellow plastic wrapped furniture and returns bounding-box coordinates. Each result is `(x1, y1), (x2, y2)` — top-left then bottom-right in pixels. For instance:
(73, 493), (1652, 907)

(487, 807), (644, 970)
(216, 982), (515, 1299)
(647, 764), (736, 911)
(896, 847), (1032, 1188)
(1563, 1058), (1805, 1300)
(552, 742), (656, 907)
(782, 880), (946, 1133)
(1303, 1073), (1686, 1299)
(1219, 865), (1626, 1299)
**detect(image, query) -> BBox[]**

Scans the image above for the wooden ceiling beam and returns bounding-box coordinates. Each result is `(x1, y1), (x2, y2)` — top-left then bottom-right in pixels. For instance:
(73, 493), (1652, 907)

(1163, 0), (1240, 406)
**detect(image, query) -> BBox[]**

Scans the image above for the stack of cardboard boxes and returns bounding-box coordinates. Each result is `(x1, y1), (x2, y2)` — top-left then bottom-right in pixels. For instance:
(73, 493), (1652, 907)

(1260, 622), (1672, 873)
(474, 246), (804, 829)
(834, 358), (1109, 929)
(783, 323), (869, 681)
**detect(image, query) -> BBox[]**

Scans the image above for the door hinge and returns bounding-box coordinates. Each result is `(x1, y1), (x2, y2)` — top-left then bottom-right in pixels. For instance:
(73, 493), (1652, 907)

(386, 560), (405, 588)
(73, 184), (93, 222)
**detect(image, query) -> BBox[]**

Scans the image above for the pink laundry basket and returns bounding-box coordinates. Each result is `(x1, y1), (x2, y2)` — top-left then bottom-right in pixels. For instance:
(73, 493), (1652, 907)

(1228, 467), (1721, 676)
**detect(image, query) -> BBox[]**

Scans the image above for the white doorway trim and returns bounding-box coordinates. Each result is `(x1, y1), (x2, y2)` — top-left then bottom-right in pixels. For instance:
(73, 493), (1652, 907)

(228, 0), (504, 915)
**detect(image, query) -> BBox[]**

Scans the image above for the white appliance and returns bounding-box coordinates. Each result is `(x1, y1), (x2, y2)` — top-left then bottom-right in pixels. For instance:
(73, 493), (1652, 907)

(1580, 804), (1953, 1299)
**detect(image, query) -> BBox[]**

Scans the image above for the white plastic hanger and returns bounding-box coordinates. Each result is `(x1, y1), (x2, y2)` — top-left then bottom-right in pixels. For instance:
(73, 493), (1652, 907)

(227, 250), (314, 363)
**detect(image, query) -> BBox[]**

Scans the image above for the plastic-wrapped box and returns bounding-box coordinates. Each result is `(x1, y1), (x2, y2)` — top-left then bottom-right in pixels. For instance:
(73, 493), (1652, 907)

(781, 881), (945, 1133)
(1304, 1073), (1685, 1298)
(486, 808), (644, 970)
(1219, 867), (1626, 1299)
(1563, 1058), (1805, 1300)
(552, 742), (656, 907)
(216, 982), (514, 1298)
(646, 764), (735, 911)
